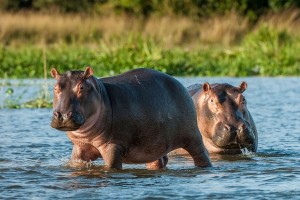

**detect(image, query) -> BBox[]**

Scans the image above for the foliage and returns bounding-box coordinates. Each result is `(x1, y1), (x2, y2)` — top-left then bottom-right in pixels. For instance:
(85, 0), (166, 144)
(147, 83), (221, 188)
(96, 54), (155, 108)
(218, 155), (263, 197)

(0, 27), (299, 79)
(1, 0), (300, 20)
(1, 2), (299, 109)
(0, 26), (299, 109)
(1, 83), (51, 108)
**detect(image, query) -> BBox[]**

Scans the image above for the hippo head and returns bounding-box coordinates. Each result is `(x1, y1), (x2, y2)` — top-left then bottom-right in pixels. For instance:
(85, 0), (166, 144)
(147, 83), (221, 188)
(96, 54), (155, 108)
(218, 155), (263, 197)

(197, 82), (257, 154)
(50, 67), (100, 131)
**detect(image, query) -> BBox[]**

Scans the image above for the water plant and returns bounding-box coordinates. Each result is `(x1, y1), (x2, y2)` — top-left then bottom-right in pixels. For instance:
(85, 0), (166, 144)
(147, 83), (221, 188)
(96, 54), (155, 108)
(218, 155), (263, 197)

(0, 81), (52, 109)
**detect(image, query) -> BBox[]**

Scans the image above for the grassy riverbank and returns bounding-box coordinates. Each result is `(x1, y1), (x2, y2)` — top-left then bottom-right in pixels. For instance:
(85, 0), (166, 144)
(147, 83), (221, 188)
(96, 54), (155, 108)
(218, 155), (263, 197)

(0, 11), (300, 78)
(1, 31), (299, 78)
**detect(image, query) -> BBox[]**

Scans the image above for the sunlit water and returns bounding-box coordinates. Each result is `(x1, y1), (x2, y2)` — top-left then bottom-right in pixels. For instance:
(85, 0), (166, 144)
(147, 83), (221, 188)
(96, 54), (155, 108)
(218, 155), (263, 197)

(0, 77), (299, 199)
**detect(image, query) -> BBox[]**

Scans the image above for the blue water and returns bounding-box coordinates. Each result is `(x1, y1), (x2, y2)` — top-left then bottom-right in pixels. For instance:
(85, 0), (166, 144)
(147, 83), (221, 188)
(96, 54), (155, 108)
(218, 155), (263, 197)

(0, 77), (299, 199)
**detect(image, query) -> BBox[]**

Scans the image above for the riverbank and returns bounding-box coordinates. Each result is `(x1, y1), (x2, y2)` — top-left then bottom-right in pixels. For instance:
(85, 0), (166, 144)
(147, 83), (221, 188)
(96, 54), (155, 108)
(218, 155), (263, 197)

(0, 11), (300, 78)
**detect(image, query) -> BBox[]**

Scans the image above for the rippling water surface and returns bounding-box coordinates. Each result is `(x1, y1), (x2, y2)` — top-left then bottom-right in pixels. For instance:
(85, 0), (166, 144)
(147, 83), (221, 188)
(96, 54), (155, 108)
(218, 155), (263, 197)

(0, 77), (299, 199)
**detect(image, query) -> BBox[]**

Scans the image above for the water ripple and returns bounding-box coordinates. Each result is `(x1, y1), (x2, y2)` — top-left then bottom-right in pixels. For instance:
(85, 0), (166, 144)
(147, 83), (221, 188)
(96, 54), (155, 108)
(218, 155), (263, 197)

(0, 78), (300, 199)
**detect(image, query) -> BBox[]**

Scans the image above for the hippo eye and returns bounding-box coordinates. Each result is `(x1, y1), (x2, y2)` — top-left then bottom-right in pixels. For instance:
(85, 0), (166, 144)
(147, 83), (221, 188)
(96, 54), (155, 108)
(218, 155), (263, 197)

(79, 84), (84, 90)
(54, 86), (59, 93)
(210, 98), (214, 103)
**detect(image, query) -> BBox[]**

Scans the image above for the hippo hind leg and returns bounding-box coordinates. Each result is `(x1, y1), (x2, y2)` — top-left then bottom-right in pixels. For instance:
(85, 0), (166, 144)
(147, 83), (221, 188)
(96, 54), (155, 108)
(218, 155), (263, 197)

(146, 155), (168, 170)
(183, 139), (212, 167)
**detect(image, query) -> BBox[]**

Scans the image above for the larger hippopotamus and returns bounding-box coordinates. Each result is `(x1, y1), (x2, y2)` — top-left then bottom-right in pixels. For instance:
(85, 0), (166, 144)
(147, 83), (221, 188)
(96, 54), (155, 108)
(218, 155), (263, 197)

(186, 82), (258, 154)
(50, 67), (211, 170)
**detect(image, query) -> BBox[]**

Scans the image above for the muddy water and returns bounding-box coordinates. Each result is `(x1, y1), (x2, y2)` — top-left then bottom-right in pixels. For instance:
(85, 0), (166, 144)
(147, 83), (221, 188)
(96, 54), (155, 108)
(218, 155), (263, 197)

(0, 77), (299, 199)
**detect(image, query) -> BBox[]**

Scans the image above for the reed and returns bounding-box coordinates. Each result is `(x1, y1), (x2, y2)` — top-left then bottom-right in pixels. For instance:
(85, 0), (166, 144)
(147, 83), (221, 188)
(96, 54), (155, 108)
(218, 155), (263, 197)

(1, 10), (299, 47)
(1, 10), (299, 109)
(0, 10), (299, 79)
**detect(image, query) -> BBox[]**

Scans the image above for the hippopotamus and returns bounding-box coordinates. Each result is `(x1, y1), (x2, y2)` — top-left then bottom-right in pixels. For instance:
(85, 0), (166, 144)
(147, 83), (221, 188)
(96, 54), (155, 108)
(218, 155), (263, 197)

(186, 82), (258, 155)
(50, 67), (211, 170)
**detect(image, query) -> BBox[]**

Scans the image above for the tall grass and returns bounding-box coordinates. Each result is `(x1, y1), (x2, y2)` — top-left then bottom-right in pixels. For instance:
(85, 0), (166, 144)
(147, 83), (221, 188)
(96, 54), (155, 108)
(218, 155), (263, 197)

(1, 11), (300, 108)
(1, 30), (299, 78)
(1, 10), (300, 47)
(0, 12), (250, 46)
(0, 10), (300, 78)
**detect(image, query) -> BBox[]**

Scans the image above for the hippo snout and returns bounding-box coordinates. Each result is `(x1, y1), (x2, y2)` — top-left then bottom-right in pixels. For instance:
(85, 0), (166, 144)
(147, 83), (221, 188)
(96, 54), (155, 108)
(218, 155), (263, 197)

(223, 124), (237, 135)
(53, 111), (76, 122)
(237, 123), (255, 146)
(213, 122), (255, 149)
(53, 111), (73, 121)
(51, 110), (84, 131)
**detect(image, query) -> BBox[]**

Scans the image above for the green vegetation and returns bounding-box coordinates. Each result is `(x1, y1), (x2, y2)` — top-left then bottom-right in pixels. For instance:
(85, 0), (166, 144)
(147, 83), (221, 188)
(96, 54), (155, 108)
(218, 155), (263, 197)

(1, 26), (300, 78)
(0, 78), (51, 108)
(0, 1), (300, 108)
(2, 86), (51, 108)
(1, 0), (298, 21)
(0, 2), (299, 78)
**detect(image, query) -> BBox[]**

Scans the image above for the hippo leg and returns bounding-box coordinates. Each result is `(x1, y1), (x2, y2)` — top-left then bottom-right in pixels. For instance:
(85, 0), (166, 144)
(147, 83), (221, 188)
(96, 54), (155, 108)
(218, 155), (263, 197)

(183, 140), (212, 167)
(99, 144), (124, 170)
(71, 144), (101, 162)
(146, 155), (168, 170)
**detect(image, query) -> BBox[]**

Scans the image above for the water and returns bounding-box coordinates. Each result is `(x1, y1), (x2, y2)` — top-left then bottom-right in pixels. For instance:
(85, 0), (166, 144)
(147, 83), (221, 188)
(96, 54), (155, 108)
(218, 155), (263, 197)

(0, 77), (299, 199)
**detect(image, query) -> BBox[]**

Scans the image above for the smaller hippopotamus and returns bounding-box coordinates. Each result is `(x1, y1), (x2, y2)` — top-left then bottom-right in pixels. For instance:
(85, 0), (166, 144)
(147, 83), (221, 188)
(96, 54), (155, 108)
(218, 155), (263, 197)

(186, 82), (258, 154)
(50, 67), (211, 170)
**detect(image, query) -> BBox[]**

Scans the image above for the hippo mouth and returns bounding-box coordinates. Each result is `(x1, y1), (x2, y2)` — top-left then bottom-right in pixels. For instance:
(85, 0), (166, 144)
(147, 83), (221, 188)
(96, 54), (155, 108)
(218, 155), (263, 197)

(52, 125), (81, 131)
(211, 135), (254, 154)
(51, 114), (85, 131)
(51, 121), (83, 131)
(212, 142), (254, 154)
(213, 138), (253, 149)
(211, 124), (256, 154)
(223, 143), (252, 151)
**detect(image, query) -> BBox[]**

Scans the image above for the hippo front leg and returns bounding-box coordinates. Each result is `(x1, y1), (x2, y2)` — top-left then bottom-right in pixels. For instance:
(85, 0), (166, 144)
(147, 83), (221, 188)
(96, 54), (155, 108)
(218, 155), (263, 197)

(71, 144), (101, 162)
(146, 155), (168, 170)
(99, 144), (124, 170)
(183, 139), (212, 167)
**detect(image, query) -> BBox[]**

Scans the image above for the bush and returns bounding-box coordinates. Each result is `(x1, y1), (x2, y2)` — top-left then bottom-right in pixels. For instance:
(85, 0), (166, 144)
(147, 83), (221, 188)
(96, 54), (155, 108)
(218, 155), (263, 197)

(1, 31), (299, 78)
(1, 0), (299, 20)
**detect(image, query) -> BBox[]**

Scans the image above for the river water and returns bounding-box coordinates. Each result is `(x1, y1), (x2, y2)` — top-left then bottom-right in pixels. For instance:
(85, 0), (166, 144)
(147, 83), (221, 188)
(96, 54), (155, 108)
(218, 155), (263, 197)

(0, 77), (299, 199)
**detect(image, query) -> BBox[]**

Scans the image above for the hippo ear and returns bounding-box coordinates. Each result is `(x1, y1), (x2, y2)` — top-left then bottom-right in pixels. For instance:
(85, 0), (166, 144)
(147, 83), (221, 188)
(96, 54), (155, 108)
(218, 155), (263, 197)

(202, 82), (211, 93)
(239, 81), (247, 93)
(83, 66), (94, 80)
(50, 68), (60, 79)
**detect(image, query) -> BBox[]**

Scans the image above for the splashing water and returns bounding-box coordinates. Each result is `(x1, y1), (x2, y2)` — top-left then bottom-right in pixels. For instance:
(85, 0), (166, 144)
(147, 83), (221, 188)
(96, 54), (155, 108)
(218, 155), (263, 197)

(238, 144), (255, 158)
(241, 147), (248, 154)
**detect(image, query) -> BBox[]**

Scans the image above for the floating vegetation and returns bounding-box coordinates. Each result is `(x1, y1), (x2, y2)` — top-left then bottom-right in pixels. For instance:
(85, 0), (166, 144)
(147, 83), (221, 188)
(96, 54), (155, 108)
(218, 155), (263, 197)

(22, 96), (52, 109)
(1, 84), (52, 109)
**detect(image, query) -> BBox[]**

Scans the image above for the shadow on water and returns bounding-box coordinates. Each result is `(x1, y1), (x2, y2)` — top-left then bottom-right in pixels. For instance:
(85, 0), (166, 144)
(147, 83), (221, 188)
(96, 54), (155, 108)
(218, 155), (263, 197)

(61, 157), (208, 178)
(210, 152), (256, 162)
(59, 152), (266, 181)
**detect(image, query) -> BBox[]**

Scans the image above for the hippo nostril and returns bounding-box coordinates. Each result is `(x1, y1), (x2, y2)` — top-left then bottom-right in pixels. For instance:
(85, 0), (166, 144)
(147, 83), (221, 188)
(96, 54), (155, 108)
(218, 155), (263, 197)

(62, 111), (73, 121)
(224, 124), (231, 132)
(67, 111), (73, 118)
(53, 111), (61, 120)
(238, 124), (247, 133)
